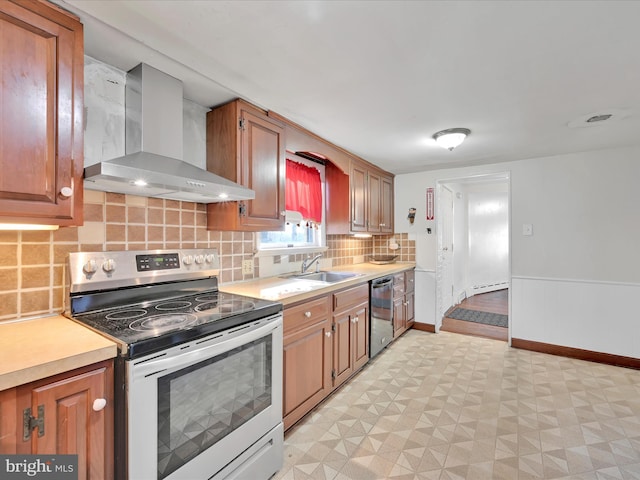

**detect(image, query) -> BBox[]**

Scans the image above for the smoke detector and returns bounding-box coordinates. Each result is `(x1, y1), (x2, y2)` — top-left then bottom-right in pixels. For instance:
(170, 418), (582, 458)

(567, 109), (631, 128)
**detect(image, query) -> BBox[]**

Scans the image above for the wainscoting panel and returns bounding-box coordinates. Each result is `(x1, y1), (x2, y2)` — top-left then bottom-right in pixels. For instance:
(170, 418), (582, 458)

(511, 276), (640, 359)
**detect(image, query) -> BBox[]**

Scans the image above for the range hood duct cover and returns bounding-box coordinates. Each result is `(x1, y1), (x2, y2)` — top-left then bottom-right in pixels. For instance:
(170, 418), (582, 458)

(83, 63), (254, 203)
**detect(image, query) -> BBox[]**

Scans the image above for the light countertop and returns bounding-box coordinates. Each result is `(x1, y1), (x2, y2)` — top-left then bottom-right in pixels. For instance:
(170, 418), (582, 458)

(0, 315), (118, 391)
(0, 263), (414, 390)
(219, 262), (415, 306)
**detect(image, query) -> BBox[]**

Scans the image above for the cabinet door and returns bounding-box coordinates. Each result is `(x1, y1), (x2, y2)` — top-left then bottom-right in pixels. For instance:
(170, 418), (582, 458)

(352, 304), (369, 371)
(393, 297), (405, 337)
(30, 365), (112, 480)
(283, 317), (332, 430)
(332, 312), (353, 388)
(404, 270), (415, 294)
(0, 1), (83, 226)
(239, 108), (286, 230)
(0, 388), (18, 454)
(380, 175), (394, 233)
(349, 163), (367, 232)
(405, 291), (415, 328)
(367, 171), (381, 233)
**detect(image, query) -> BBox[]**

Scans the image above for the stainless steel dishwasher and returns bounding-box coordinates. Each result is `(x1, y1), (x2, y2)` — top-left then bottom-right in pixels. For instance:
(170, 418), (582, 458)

(370, 276), (394, 358)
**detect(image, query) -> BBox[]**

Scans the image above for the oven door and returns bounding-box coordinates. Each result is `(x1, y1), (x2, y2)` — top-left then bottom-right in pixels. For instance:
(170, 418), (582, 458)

(126, 313), (283, 480)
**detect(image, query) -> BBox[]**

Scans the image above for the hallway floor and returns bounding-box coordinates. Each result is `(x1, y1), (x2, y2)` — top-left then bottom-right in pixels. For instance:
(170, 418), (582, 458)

(442, 290), (509, 342)
(274, 330), (640, 480)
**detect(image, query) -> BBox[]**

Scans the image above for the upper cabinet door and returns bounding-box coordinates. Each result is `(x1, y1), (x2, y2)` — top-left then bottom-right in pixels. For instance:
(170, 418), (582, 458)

(0, 0), (84, 226)
(380, 175), (394, 233)
(206, 99), (285, 231)
(239, 107), (285, 230)
(367, 171), (381, 233)
(349, 163), (367, 232)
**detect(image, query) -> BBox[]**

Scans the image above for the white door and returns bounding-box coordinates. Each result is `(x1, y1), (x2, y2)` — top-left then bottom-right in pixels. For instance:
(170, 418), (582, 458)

(436, 185), (454, 328)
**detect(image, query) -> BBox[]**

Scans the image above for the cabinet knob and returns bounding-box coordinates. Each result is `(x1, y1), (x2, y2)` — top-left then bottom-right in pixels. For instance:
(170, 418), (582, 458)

(59, 186), (73, 198)
(325, 331), (331, 338)
(304, 311), (311, 318)
(92, 398), (107, 411)
(280, 211), (286, 217)
(351, 318), (357, 324)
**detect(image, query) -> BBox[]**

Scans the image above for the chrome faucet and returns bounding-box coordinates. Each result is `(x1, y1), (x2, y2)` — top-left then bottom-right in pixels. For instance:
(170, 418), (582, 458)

(301, 254), (323, 273)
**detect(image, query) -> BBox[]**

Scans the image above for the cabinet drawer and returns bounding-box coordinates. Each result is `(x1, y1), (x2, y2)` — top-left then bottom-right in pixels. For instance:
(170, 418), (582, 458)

(393, 273), (405, 297)
(333, 284), (369, 312)
(284, 297), (330, 334)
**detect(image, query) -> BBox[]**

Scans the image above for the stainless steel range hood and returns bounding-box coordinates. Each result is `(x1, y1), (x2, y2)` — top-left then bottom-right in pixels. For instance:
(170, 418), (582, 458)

(84, 64), (254, 203)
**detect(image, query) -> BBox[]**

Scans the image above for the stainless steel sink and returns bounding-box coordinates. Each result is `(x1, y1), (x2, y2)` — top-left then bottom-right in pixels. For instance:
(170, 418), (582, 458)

(280, 271), (362, 283)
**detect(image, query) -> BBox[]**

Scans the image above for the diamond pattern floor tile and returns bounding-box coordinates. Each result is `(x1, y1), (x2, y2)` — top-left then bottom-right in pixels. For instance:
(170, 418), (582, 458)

(272, 330), (640, 480)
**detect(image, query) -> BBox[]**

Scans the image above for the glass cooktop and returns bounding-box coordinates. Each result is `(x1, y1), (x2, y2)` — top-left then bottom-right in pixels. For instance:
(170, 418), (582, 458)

(72, 290), (282, 359)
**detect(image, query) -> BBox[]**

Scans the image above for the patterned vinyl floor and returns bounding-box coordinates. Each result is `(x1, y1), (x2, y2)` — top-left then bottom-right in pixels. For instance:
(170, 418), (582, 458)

(273, 330), (640, 480)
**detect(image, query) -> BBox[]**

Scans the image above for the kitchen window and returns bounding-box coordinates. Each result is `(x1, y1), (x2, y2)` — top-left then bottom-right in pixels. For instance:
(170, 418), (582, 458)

(258, 158), (325, 253)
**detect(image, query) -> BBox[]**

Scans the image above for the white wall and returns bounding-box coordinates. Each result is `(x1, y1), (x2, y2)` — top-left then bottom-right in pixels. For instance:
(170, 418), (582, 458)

(396, 146), (640, 359)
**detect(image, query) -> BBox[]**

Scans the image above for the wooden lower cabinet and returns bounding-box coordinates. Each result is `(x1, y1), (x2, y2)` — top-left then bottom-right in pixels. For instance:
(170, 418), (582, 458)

(283, 297), (332, 430)
(0, 360), (114, 480)
(283, 283), (370, 430)
(393, 269), (415, 337)
(332, 285), (369, 389)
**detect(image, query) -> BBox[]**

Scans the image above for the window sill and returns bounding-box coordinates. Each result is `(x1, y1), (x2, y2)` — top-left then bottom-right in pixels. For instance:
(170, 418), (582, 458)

(255, 246), (328, 258)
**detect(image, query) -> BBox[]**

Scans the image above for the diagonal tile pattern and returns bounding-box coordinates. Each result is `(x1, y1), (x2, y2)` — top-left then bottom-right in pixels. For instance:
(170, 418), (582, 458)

(273, 330), (640, 480)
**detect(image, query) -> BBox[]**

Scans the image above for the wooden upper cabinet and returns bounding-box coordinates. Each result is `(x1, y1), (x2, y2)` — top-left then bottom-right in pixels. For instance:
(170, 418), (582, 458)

(0, 0), (84, 226)
(367, 171), (381, 233)
(349, 162), (368, 232)
(327, 158), (394, 235)
(380, 175), (394, 234)
(206, 99), (286, 231)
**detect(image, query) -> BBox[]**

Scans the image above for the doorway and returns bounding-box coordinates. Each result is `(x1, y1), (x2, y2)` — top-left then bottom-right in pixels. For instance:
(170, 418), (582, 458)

(435, 173), (510, 341)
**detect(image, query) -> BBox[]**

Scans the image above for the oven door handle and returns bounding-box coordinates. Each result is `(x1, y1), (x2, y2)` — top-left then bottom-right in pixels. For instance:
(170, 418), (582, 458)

(129, 315), (282, 380)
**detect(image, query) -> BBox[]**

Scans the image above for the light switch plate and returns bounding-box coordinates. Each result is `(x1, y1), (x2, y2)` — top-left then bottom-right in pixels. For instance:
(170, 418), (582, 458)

(522, 224), (533, 236)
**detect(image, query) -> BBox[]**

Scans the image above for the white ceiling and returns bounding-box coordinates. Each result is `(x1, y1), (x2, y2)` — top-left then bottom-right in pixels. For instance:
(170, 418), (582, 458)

(56, 0), (640, 174)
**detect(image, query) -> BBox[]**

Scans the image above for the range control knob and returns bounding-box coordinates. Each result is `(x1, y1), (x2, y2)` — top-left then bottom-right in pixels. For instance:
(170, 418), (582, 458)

(83, 259), (98, 275)
(183, 255), (194, 266)
(195, 255), (205, 264)
(205, 254), (215, 264)
(102, 258), (116, 273)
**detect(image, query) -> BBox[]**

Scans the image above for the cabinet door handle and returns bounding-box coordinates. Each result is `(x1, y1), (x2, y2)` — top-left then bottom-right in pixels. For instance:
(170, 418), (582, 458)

(59, 186), (73, 198)
(325, 331), (331, 338)
(93, 398), (107, 412)
(304, 311), (311, 318)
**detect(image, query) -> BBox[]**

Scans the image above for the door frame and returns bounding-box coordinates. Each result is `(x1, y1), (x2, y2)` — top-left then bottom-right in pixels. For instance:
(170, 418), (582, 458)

(435, 172), (512, 342)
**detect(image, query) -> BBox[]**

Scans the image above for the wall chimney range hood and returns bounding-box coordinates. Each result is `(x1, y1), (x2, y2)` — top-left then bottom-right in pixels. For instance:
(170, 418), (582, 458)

(84, 64), (254, 203)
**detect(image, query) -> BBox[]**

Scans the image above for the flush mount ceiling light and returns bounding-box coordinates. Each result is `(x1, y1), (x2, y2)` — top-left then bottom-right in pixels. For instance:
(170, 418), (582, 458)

(433, 128), (471, 151)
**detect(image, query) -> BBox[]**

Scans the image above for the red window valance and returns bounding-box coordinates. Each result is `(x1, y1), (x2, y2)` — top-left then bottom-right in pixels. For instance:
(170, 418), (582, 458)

(285, 159), (322, 223)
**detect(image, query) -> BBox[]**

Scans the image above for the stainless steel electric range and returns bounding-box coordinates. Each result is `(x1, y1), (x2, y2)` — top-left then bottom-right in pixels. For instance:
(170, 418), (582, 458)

(65, 248), (284, 480)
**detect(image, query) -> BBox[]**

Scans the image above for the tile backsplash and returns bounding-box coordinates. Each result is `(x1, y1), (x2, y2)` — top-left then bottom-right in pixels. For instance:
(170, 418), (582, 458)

(0, 190), (414, 321)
